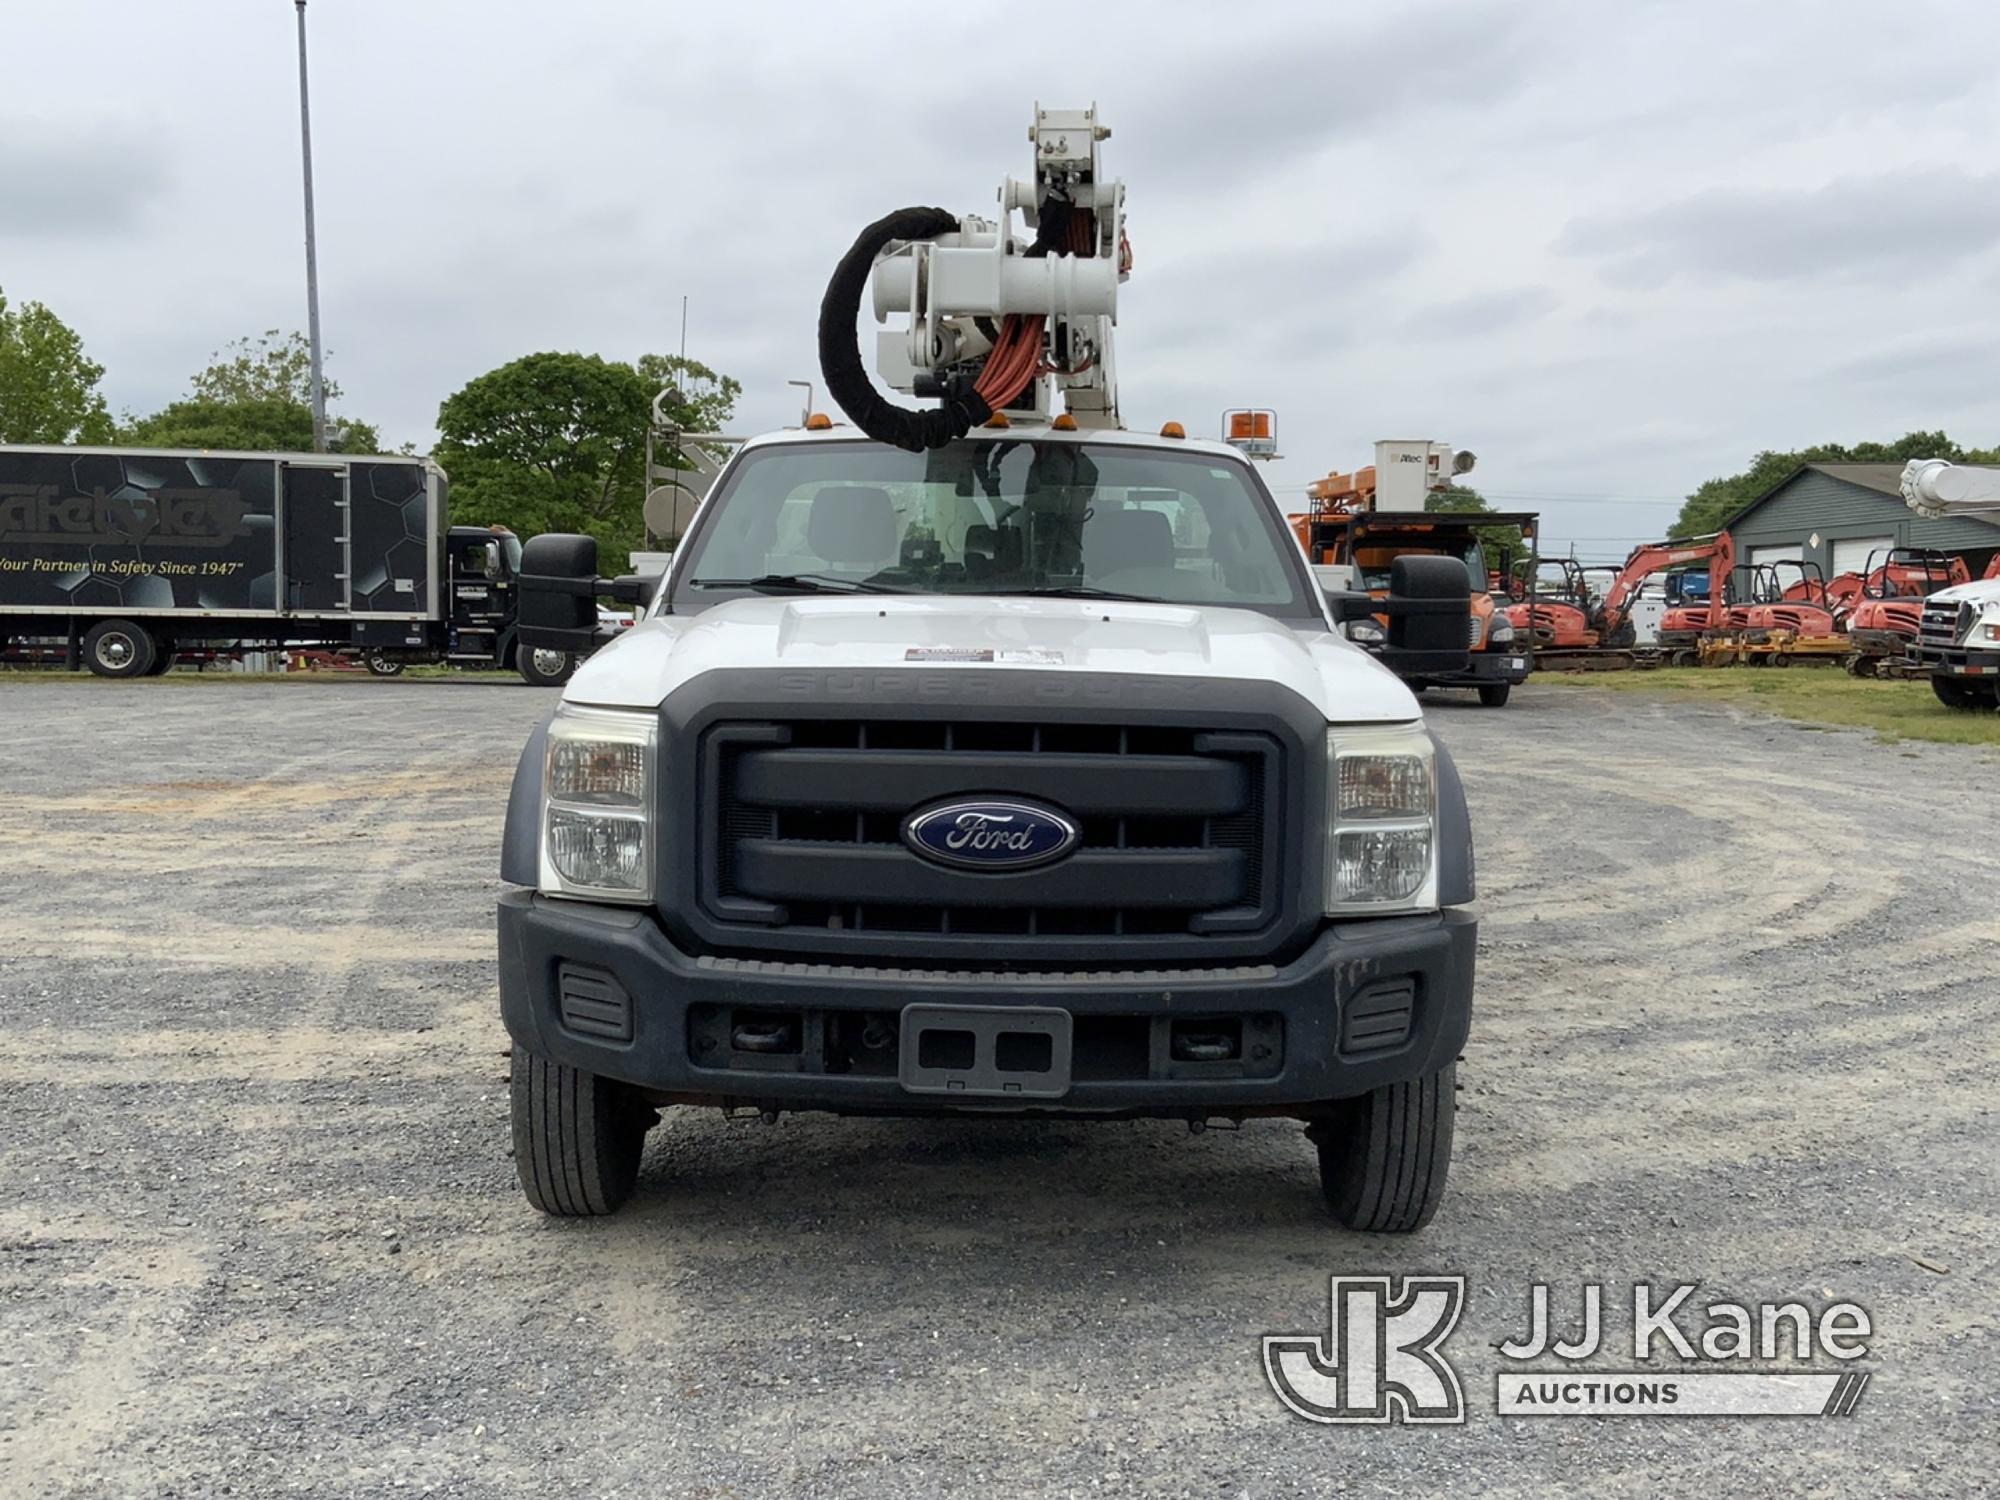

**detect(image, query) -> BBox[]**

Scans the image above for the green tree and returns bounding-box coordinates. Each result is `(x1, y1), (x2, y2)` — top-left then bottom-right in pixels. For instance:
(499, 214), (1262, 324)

(117, 328), (380, 453)
(1671, 431), (1986, 537)
(437, 350), (740, 563)
(635, 353), (742, 433)
(121, 397), (380, 455)
(1424, 483), (1488, 514)
(189, 329), (341, 406)
(0, 288), (113, 443)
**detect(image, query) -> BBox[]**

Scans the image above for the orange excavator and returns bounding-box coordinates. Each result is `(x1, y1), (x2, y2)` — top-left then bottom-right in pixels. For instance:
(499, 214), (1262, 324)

(1846, 548), (1981, 676)
(1736, 561), (1842, 639)
(1656, 532), (1740, 664)
(1506, 534), (1734, 657)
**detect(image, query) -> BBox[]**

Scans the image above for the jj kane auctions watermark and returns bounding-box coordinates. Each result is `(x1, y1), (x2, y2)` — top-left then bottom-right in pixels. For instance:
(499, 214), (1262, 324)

(1264, 1277), (1873, 1423)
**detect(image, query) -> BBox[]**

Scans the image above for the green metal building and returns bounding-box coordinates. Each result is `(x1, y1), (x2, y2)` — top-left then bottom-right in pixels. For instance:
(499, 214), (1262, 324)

(1720, 463), (2000, 591)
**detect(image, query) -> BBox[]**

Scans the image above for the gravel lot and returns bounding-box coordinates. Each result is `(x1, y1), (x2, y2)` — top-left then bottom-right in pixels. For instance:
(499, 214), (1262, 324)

(1, 676), (1992, 1498)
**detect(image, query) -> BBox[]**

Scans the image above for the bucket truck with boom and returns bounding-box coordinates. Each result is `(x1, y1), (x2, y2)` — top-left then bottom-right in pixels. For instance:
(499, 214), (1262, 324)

(1289, 446), (1535, 705)
(496, 106), (1479, 1231)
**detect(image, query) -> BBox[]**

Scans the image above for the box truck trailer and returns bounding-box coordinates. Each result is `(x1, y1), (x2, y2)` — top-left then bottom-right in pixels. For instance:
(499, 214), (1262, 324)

(0, 444), (607, 683)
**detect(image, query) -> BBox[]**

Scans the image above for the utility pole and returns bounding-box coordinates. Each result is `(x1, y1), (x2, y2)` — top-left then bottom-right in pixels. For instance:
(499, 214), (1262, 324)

(294, 0), (328, 452)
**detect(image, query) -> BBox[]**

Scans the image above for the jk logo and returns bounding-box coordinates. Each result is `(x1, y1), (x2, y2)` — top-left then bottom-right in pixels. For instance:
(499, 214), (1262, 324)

(1263, 1276), (1467, 1424)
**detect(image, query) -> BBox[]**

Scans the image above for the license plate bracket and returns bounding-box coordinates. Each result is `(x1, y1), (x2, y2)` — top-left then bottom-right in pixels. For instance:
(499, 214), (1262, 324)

(899, 1004), (1073, 1099)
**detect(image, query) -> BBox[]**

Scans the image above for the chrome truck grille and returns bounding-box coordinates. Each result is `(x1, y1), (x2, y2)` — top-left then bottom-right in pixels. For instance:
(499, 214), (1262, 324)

(1918, 600), (1966, 653)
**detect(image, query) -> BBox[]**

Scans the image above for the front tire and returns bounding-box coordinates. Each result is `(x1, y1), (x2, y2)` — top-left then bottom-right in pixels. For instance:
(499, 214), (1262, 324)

(510, 1046), (654, 1216)
(364, 652), (406, 677)
(1476, 682), (1511, 707)
(1933, 675), (1995, 710)
(1310, 1064), (1455, 1233)
(82, 619), (157, 678)
(519, 647), (576, 687)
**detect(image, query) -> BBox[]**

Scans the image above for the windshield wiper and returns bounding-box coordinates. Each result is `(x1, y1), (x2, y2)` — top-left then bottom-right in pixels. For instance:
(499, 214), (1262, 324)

(1001, 585), (1161, 603)
(692, 573), (906, 595)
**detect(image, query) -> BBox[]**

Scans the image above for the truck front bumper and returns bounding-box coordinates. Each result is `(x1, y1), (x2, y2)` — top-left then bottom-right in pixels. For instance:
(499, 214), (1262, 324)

(1914, 644), (2000, 677)
(498, 889), (1476, 1117)
(1420, 648), (1531, 688)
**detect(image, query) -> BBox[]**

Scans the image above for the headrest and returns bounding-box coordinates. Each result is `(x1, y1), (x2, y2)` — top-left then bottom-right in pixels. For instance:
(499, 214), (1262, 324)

(1083, 506), (1174, 577)
(807, 486), (897, 568)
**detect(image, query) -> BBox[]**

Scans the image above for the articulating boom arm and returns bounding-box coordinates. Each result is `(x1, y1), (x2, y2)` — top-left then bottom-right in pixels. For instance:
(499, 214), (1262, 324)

(819, 104), (1130, 451)
(1902, 459), (2000, 517)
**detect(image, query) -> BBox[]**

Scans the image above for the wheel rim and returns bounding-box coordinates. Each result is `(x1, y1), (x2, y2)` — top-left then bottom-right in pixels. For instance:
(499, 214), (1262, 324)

(530, 649), (568, 676)
(97, 633), (135, 669)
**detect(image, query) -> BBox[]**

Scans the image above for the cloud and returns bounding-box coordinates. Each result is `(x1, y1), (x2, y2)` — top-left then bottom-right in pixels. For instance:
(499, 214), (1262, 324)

(1402, 286), (1557, 338)
(1122, 3), (1542, 182)
(0, 125), (169, 238)
(1558, 168), (2000, 285)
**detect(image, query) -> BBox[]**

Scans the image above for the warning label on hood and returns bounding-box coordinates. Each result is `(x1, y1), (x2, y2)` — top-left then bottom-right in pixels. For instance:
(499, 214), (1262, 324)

(905, 647), (1066, 665)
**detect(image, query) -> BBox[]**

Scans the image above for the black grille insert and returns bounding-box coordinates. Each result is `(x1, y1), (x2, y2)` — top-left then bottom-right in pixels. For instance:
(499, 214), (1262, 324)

(700, 717), (1285, 959)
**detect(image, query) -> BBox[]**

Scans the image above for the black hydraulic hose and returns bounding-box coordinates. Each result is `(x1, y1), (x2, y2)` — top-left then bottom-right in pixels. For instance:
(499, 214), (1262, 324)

(818, 206), (992, 451)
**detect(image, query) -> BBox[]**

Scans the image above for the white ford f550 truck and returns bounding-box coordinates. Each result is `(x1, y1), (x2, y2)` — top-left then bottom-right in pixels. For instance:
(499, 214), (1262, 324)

(496, 107), (1478, 1231)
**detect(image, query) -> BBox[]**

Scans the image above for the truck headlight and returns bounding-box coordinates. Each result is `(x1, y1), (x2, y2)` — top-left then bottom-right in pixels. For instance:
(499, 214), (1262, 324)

(1346, 619), (1385, 645)
(540, 705), (657, 903)
(1487, 615), (1515, 645)
(1326, 724), (1437, 914)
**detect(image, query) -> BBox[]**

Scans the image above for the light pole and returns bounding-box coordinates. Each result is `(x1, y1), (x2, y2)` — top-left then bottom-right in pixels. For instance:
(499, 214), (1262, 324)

(294, 0), (328, 452)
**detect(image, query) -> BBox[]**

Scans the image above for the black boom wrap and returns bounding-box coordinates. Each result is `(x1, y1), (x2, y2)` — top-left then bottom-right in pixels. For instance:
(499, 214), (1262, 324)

(818, 207), (994, 451)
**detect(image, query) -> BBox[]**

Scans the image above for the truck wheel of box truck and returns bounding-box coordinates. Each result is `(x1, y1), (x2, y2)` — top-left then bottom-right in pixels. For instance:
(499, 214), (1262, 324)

(1309, 1064), (1456, 1232)
(1477, 683), (1511, 707)
(82, 620), (157, 679)
(519, 648), (575, 687)
(510, 1046), (654, 1215)
(364, 652), (406, 678)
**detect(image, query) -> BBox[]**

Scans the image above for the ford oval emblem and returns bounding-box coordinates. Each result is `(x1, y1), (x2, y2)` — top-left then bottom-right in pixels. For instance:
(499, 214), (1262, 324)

(902, 798), (1080, 872)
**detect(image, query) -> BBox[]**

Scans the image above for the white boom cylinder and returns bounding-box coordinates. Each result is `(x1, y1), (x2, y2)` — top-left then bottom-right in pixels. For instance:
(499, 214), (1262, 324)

(1902, 458), (2000, 517)
(873, 244), (1120, 321)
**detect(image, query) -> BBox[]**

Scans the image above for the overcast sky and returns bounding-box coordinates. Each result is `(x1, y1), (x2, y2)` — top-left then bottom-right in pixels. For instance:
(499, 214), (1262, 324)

(5, 0), (1998, 556)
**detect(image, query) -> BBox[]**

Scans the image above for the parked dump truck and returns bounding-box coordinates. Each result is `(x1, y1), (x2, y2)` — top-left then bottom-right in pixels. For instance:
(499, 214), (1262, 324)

(1290, 446), (1534, 705)
(497, 106), (1478, 1232)
(0, 444), (621, 683)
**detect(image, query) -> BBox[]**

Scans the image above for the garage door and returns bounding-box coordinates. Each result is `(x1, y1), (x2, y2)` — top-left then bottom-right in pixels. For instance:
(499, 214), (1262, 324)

(1832, 536), (1893, 577)
(1749, 544), (1803, 566)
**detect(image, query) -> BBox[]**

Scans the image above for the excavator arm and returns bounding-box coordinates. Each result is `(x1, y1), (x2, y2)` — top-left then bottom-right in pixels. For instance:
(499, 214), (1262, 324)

(1600, 532), (1734, 634)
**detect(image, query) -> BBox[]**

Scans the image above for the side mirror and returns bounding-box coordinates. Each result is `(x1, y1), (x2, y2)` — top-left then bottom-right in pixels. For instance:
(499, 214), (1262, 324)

(604, 572), (663, 607)
(1376, 554), (1471, 675)
(517, 533), (601, 654)
(1322, 589), (1379, 624)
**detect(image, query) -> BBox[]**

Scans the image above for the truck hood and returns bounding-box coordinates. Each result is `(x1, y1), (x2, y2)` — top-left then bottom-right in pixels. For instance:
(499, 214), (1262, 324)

(1929, 579), (2000, 608)
(564, 595), (1419, 724)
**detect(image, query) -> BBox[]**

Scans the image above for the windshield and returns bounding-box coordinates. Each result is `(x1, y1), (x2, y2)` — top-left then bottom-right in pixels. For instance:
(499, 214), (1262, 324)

(500, 533), (523, 575)
(668, 438), (1316, 618)
(1351, 536), (1486, 593)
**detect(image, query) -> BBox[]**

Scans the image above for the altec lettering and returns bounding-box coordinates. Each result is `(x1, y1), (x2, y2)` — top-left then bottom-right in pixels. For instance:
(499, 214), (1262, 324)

(0, 484), (252, 549)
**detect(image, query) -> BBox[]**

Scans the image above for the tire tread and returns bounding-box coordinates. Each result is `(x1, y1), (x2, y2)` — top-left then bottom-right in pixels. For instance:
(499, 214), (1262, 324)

(511, 1045), (648, 1216)
(1316, 1063), (1455, 1233)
